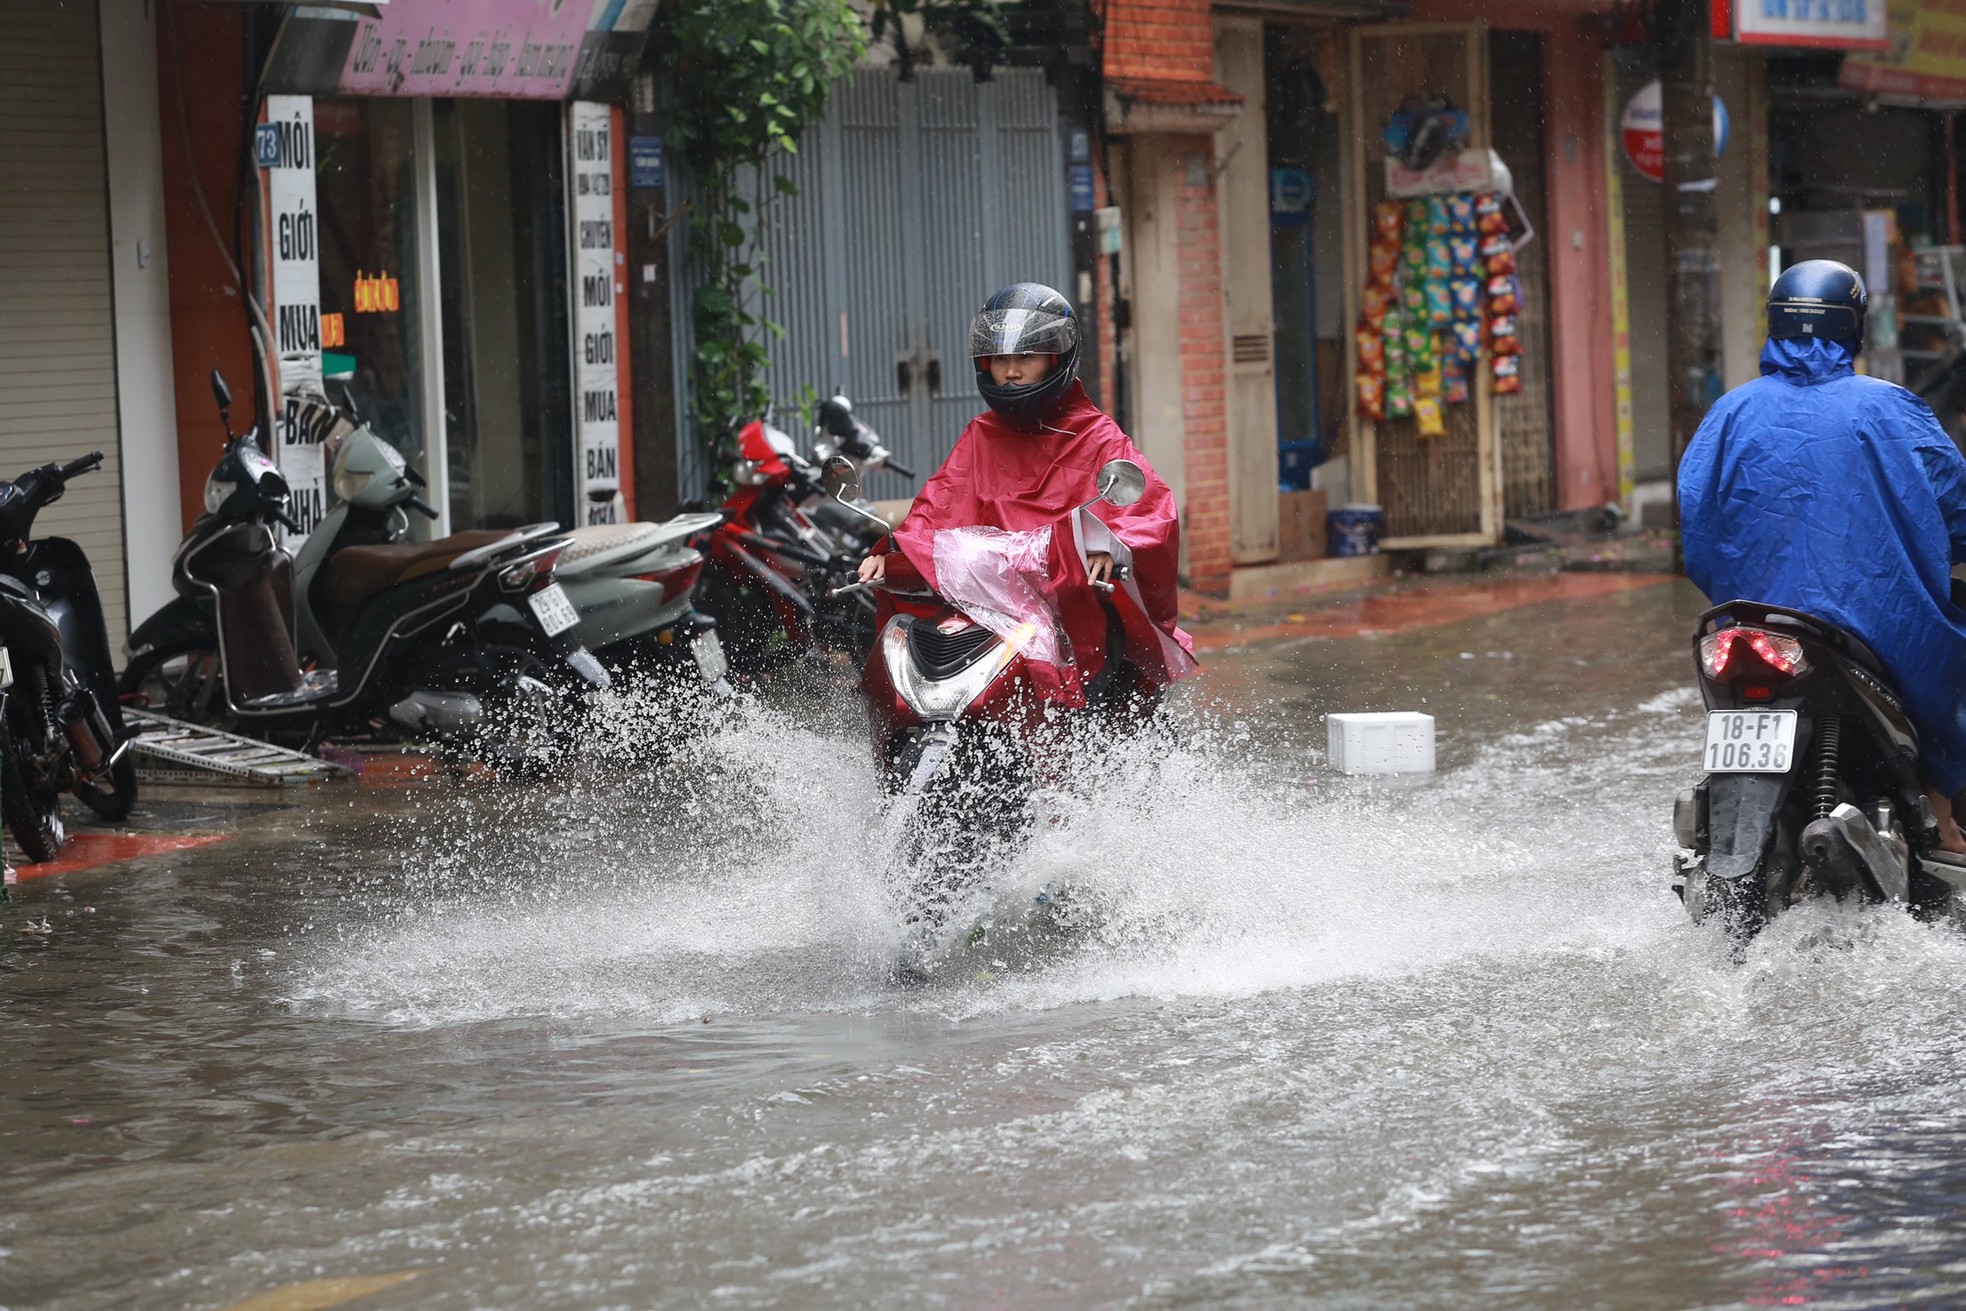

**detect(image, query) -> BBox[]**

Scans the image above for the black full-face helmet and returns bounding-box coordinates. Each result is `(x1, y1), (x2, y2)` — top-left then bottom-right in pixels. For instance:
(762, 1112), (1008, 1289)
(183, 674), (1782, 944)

(1767, 258), (1868, 351)
(970, 282), (1081, 426)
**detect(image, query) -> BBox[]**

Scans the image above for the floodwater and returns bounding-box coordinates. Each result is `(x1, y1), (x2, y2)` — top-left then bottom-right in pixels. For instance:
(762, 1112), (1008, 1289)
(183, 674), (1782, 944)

(10, 577), (1966, 1309)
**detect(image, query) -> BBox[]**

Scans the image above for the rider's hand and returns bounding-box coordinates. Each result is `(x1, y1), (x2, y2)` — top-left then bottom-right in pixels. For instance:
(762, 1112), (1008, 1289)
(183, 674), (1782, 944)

(1087, 552), (1114, 585)
(858, 554), (888, 584)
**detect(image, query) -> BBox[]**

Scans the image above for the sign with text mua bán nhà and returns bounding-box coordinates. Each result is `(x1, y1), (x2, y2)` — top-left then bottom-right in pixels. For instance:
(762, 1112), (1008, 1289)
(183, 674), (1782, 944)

(570, 100), (626, 524)
(258, 95), (332, 545)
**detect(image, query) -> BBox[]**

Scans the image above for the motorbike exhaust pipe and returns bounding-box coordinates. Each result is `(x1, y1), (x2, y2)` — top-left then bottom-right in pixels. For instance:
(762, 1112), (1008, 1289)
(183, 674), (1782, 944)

(56, 689), (115, 772)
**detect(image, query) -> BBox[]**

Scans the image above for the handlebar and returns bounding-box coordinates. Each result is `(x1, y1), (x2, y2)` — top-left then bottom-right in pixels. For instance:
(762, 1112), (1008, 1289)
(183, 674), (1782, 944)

(407, 496), (442, 521)
(61, 452), (104, 481)
(880, 456), (917, 479)
(272, 507), (302, 533)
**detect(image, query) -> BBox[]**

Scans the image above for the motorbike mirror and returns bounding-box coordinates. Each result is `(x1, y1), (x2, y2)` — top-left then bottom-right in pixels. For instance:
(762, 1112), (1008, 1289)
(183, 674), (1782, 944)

(210, 369), (233, 429)
(821, 454), (861, 502)
(1095, 459), (1148, 508)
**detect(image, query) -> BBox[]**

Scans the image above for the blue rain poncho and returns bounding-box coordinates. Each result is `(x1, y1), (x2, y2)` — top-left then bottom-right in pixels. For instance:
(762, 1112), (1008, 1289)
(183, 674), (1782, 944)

(1680, 336), (1966, 793)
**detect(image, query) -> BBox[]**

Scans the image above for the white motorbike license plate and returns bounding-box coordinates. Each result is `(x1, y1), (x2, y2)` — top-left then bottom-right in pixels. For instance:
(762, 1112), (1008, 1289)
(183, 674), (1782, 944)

(1703, 709), (1798, 774)
(692, 631), (728, 683)
(527, 583), (581, 637)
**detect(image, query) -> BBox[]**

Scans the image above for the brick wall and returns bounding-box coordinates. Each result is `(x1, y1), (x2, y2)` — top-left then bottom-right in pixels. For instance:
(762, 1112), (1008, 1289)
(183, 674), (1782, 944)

(1099, 0), (1216, 85)
(1174, 142), (1231, 593)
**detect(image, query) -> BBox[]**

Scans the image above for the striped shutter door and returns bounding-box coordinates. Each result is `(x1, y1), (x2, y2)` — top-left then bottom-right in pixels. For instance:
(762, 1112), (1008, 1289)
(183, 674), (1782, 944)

(668, 66), (1070, 504)
(0, 1), (128, 640)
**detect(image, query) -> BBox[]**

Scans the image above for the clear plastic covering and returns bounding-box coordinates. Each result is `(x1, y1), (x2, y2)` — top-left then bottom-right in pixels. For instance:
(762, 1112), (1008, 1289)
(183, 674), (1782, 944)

(968, 306), (1078, 361)
(931, 525), (1067, 667)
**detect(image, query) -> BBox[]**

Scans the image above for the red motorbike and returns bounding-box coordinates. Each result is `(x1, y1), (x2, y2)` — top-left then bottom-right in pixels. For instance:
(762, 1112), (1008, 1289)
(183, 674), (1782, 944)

(697, 395), (914, 675)
(824, 457), (1159, 980)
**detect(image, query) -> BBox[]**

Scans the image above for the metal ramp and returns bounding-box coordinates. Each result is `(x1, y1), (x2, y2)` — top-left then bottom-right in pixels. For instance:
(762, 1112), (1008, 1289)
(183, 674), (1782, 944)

(124, 709), (352, 787)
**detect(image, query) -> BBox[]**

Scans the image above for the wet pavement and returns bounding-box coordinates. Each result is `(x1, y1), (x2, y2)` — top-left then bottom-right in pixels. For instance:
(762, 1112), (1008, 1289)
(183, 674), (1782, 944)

(10, 574), (1966, 1309)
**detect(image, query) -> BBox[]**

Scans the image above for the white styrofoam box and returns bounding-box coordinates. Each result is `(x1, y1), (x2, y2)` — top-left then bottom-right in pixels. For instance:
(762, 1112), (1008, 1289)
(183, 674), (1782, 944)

(1327, 712), (1436, 775)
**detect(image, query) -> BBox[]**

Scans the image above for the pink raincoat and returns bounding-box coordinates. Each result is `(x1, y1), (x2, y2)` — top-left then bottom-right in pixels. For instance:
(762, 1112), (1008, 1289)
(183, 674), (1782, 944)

(879, 381), (1198, 704)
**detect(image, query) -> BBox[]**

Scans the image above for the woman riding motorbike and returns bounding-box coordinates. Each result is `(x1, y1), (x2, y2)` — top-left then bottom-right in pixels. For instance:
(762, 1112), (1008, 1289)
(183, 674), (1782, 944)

(856, 282), (1197, 707)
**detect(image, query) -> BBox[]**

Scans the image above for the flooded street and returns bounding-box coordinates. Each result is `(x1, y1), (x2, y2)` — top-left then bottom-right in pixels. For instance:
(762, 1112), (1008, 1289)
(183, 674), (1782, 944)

(10, 576), (1966, 1309)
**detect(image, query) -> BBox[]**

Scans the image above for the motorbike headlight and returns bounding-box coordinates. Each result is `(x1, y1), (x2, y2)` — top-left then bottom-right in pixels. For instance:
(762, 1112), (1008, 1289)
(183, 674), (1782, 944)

(203, 472), (236, 514)
(333, 461), (374, 502)
(882, 616), (1027, 722)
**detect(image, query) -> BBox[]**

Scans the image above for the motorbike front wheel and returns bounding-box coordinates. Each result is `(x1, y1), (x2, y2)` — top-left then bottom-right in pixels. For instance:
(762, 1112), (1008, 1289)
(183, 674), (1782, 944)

(119, 643), (229, 727)
(0, 711), (64, 864)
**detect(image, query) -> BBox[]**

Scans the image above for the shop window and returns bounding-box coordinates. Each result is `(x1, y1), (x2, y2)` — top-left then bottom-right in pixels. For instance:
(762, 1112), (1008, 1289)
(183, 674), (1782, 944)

(314, 98), (432, 482)
(433, 100), (574, 531)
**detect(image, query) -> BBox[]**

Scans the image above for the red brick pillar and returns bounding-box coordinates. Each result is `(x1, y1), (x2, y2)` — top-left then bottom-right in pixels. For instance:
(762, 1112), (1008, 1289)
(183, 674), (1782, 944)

(1175, 145), (1231, 594)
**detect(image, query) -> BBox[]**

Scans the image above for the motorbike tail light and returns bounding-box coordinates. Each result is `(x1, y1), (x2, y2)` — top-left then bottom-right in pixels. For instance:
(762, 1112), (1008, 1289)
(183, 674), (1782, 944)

(499, 560), (538, 592)
(1699, 627), (1808, 680)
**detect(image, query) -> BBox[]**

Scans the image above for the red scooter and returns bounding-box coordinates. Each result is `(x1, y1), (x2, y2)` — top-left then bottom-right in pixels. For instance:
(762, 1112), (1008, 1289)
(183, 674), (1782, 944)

(825, 457), (1158, 979)
(697, 396), (914, 675)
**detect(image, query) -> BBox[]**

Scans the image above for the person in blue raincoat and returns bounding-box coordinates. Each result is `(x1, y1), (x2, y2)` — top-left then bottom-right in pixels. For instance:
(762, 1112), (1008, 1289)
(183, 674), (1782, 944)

(1679, 259), (1966, 851)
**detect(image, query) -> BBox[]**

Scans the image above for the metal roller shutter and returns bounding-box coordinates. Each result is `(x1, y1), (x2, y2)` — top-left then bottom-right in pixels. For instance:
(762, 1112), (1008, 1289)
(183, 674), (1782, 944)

(0, 0), (128, 640)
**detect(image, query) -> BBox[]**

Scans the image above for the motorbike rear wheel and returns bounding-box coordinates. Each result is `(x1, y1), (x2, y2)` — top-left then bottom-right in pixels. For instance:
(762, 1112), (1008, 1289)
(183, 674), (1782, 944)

(442, 644), (563, 778)
(0, 712), (64, 864)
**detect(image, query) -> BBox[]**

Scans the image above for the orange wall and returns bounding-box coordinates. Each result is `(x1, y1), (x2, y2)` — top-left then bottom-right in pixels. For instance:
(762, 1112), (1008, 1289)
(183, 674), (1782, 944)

(155, 1), (256, 534)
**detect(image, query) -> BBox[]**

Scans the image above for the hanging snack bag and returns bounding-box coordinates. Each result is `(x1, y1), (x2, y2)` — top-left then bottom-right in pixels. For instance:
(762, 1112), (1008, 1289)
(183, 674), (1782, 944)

(1428, 195), (1452, 234)
(1447, 192), (1477, 232)
(1370, 242), (1400, 284)
(1386, 376), (1415, 418)
(1480, 233), (1516, 277)
(1404, 320), (1434, 365)
(1374, 201), (1405, 241)
(1492, 353), (1522, 394)
(1475, 192), (1508, 235)
(1452, 318), (1482, 361)
(1449, 234), (1481, 272)
(1442, 353), (1471, 404)
(1362, 284), (1392, 326)
(1485, 273), (1519, 315)
(1355, 323), (1386, 371)
(1427, 238), (1453, 280)
(1426, 281), (1453, 328)
(1406, 198), (1432, 230)
(1401, 282), (1427, 318)
(1450, 277), (1483, 319)
(1356, 371), (1387, 420)
(1415, 363), (1443, 398)
(1489, 313), (1521, 355)
(1403, 243), (1428, 275)
(1414, 396), (1447, 438)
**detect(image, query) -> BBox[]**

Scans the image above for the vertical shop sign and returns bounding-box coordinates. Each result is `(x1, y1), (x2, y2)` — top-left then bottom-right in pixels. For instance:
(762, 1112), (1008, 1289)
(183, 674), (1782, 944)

(261, 94), (329, 542)
(570, 101), (623, 524)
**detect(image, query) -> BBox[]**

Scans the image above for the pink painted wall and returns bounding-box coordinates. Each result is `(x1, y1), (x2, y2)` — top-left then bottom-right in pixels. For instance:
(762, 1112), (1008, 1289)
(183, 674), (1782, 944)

(1396, 1), (1621, 511)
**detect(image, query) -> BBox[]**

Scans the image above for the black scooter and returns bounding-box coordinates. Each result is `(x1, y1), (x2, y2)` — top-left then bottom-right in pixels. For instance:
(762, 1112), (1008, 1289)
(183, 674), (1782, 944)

(120, 373), (605, 772)
(0, 451), (134, 862)
(1671, 599), (1966, 942)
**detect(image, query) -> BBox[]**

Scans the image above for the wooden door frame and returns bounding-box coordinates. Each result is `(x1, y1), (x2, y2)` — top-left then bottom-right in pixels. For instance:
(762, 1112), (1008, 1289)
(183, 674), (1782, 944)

(1344, 20), (1503, 550)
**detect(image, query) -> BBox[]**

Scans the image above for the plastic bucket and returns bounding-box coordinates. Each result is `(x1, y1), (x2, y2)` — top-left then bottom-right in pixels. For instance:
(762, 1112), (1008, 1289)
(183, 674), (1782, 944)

(1327, 504), (1384, 557)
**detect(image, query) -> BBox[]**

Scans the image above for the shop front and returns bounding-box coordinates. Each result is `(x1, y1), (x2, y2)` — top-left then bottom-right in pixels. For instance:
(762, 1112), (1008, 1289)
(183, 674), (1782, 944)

(161, 0), (655, 550)
(1205, 2), (1609, 561)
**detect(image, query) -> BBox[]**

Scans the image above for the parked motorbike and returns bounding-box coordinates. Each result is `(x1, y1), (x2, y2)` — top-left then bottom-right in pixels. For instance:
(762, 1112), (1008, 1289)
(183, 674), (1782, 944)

(831, 457), (1156, 979)
(122, 374), (604, 771)
(0, 450), (135, 861)
(697, 394), (915, 675)
(551, 514), (730, 694)
(1670, 598), (1966, 943)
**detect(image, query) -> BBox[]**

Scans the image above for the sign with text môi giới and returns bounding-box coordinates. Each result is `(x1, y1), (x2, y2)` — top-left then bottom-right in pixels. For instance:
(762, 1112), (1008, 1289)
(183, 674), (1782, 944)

(570, 101), (623, 525)
(261, 94), (329, 543)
